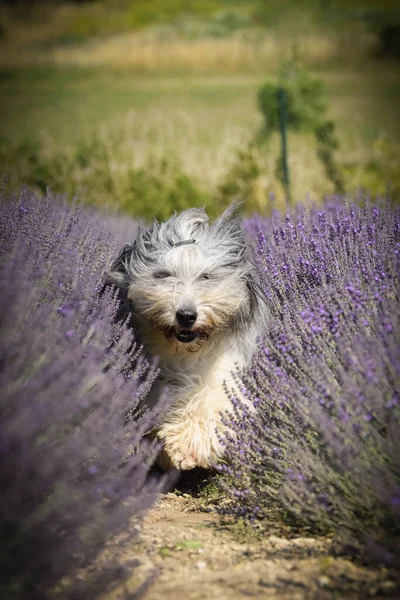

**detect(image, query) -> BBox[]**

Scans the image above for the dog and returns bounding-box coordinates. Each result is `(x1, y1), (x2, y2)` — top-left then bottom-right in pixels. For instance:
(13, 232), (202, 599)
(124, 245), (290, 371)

(106, 204), (268, 470)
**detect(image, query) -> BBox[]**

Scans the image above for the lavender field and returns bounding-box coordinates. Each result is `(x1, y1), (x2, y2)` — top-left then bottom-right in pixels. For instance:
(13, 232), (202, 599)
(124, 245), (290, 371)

(223, 199), (400, 563)
(1, 186), (399, 598)
(0, 189), (174, 599)
(1, 1), (400, 597)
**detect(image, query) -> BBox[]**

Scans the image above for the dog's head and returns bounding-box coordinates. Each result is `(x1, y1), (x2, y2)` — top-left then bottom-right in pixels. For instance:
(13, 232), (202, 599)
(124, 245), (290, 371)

(107, 205), (265, 351)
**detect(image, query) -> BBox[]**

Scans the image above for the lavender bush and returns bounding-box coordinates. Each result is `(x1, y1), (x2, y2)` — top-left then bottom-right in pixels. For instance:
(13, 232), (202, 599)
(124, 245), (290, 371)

(0, 188), (172, 599)
(222, 198), (400, 564)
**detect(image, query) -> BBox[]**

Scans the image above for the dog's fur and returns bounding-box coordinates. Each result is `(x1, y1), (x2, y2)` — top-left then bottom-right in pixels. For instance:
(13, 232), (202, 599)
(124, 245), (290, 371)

(107, 205), (268, 470)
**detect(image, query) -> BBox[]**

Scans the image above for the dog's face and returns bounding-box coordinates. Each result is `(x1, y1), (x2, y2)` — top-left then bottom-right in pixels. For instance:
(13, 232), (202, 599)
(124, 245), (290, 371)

(107, 206), (262, 351)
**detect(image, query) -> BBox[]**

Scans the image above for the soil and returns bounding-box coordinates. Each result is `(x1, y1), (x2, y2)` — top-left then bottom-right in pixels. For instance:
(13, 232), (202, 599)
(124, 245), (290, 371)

(99, 471), (399, 600)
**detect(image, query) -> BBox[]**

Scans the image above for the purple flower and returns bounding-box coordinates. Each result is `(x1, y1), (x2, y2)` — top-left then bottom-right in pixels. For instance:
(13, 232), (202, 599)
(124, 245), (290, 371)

(222, 197), (400, 565)
(0, 189), (174, 598)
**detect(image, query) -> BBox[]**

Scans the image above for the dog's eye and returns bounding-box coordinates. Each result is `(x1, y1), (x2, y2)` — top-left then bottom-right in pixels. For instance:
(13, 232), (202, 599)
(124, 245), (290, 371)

(153, 270), (171, 279)
(199, 273), (210, 281)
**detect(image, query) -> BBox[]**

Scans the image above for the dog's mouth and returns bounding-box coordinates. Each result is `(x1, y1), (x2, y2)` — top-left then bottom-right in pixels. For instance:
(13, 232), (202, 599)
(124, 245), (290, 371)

(164, 327), (210, 345)
(175, 330), (197, 343)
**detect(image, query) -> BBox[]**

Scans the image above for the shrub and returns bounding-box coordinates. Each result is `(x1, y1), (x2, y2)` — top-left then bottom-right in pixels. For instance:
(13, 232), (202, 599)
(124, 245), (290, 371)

(0, 188), (173, 599)
(217, 143), (263, 210)
(258, 61), (327, 136)
(222, 198), (400, 564)
(342, 136), (400, 201)
(120, 158), (210, 222)
(0, 136), (211, 221)
(376, 23), (400, 59)
(257, 61), (344, 194)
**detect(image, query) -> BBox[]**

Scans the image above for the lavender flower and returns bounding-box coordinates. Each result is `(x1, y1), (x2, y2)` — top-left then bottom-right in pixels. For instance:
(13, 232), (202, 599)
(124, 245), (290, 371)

(224, 198), (400, 564)
(0, 189), (173, 599)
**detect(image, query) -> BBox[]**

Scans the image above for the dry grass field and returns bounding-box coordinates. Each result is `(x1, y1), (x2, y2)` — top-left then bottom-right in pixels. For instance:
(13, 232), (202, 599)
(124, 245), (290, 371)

(0, 65), (399, 217)
(1, 1), (399, 218)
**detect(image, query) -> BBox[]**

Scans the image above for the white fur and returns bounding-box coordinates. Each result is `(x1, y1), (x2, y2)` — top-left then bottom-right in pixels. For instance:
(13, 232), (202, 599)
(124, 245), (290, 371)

(107, 205), (268, 469)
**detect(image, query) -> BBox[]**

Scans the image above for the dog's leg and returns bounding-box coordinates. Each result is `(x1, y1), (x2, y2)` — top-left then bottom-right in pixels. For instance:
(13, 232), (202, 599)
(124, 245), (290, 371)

(157, 382), (232, 470)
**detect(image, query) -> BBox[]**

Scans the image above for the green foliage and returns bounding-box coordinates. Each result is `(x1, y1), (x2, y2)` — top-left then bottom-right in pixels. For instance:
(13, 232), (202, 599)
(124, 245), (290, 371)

(343, 136), (400, 199)
(258, 61), (344, 194)
(376, 23), (400, 59)
(216, 141), (292, 213)
(124, 0), (232, 29)
(0, 0), (259, 45)
(1, 60), (399, 218)
(314, 120), (345, 194)
(217, 143), (261, 203)
(258, 61), (327, 137)
(2, 0), (399, 76)
(0, 134), (212, 221)
(120, 159), (210, 221)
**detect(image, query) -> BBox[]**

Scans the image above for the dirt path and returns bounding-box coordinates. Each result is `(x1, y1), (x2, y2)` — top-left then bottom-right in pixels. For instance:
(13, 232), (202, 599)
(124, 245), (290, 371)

(104, 492), (398, 600)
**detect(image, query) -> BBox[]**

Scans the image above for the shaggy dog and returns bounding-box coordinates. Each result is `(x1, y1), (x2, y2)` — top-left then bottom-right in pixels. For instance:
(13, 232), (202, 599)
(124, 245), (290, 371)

(107, 205), (268, 470)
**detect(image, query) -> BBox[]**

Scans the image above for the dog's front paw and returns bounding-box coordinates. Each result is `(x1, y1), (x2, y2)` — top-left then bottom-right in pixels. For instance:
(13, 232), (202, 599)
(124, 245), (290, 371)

(158, 417), (223, 470)
(170, 451), (199, 471)
(156, 446), (198, 470)
(162, 443), (211, 470)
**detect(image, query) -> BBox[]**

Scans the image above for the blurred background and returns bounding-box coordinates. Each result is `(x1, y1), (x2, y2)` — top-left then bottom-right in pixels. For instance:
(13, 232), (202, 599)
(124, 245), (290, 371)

(0, 0), (399, 219)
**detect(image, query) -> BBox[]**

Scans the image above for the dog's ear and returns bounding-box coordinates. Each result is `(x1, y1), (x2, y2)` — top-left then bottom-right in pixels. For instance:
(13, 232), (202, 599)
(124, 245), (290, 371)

(230, 267), (267, 332)
(214, 202), (243, 234)
(245, 267), (266, 315)
(215, 201), (243, 231)
(106, 243), (133, 291)
(213, 202), (247, 265)
(102, 243), (135, 324)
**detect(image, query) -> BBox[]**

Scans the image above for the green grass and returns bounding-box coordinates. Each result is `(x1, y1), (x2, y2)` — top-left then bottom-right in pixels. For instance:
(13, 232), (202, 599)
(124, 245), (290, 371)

(2, 1), (400, 73)
(0, 68), (259, 145)
(0, 64), (399, 218)
(2, 1), (399, 46)
(1, 67), (399, 148)
(1, 0), (399, 218)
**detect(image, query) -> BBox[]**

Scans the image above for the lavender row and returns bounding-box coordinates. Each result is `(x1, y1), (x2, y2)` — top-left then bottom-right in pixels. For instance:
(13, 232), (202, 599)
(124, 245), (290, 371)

(223, 199), (400, 564)
(0, 189), (171, 599)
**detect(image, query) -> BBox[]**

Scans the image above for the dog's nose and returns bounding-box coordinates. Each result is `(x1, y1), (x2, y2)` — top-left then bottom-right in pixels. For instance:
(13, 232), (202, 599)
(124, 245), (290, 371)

(176, 308), (197, 328)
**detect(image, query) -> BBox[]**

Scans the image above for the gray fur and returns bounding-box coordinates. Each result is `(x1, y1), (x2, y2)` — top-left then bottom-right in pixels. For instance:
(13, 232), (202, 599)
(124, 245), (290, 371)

(108, 205), (268, 341)
(106, 204), (269, 469)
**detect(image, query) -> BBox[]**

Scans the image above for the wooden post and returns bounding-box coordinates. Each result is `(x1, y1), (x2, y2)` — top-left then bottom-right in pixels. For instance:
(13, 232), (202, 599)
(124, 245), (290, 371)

(277, 87), (291, 203)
